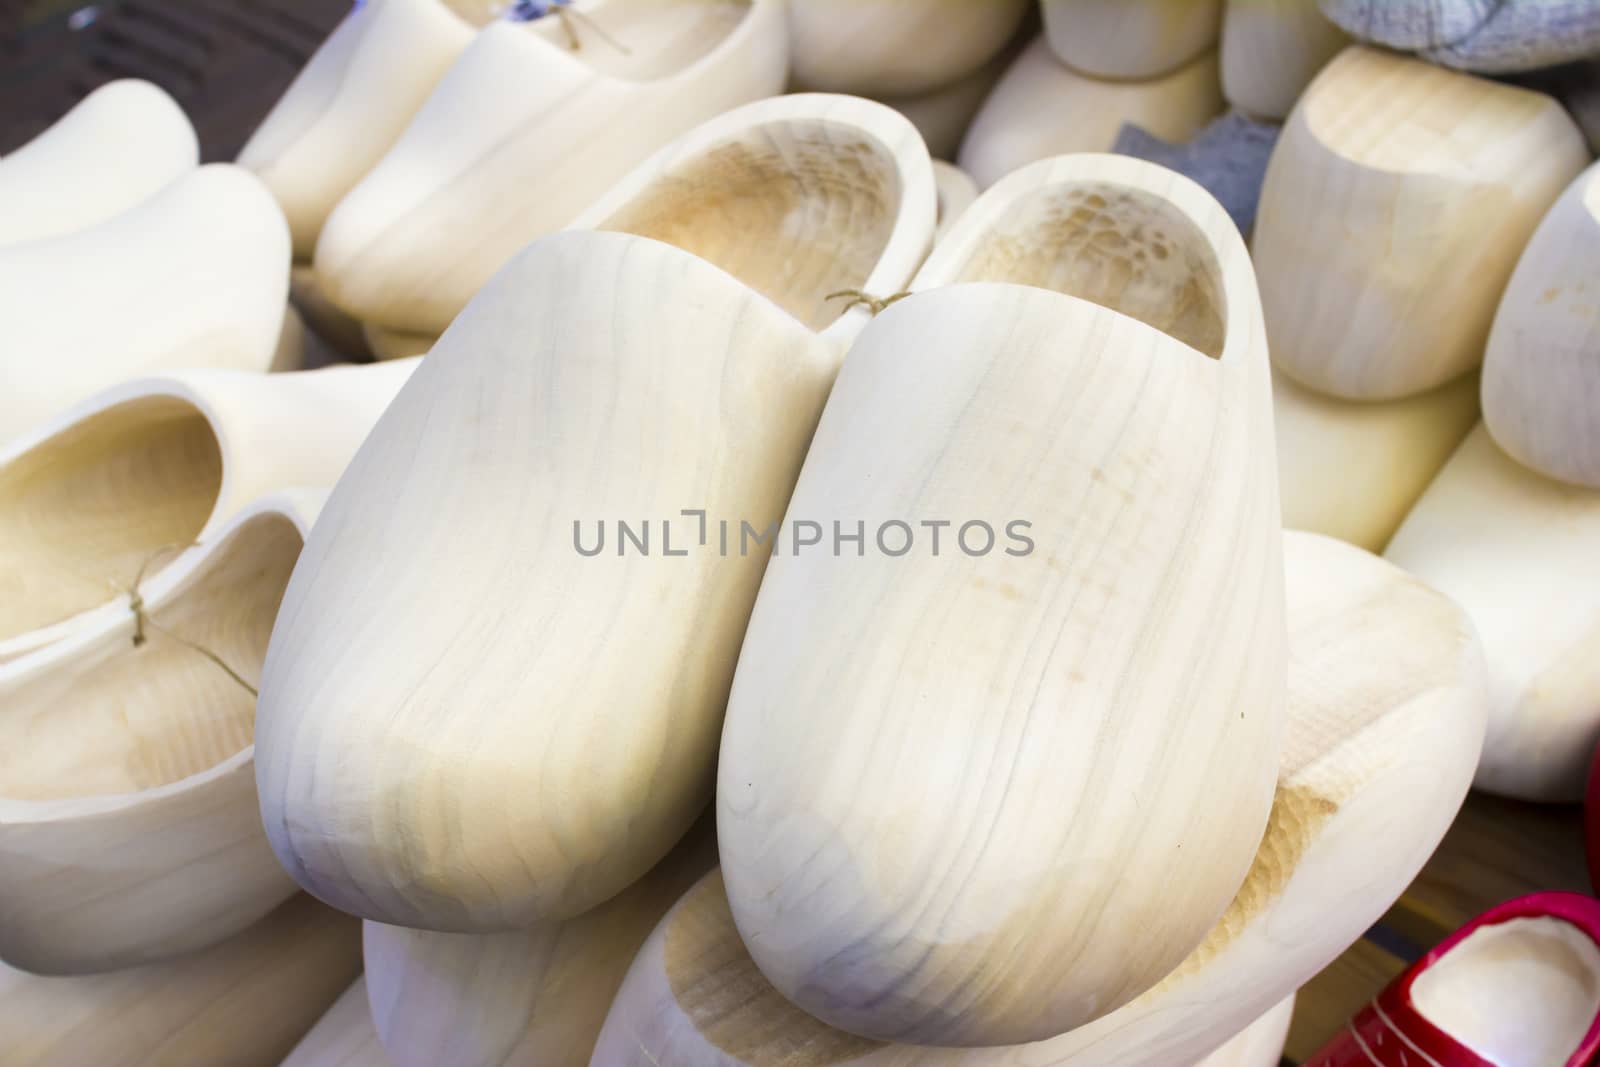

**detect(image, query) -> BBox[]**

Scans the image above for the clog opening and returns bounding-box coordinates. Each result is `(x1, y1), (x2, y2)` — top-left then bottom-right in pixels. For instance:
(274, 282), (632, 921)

(597, 119), (900, 332)
(951, 182), (1226, 359)
(0, 511), (303, 802)
(1411, 915), (1600, 1067)
(0, 396), (222, 644)
(517, 0), (751, 81)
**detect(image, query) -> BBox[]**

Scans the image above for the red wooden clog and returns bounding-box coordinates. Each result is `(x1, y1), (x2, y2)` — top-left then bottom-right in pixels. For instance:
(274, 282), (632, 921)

(1305, 893), (1600, 1067)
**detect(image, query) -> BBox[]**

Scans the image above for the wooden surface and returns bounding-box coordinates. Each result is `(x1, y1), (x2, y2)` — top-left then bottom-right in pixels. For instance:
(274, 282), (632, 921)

(1283, 792), (1590, 1062)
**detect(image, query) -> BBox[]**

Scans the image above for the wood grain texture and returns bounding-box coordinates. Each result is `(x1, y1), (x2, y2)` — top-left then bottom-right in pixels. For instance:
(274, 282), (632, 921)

(1220, 0), (1346, 120)
(932, 160), (978, 241)
(1483, 160), (1600, 490)
(0, 492), (320, 976)
(0, 359), (415, 662)
(282, 979), (390, 1067)
(1041, 0), (1223, 79)
(365, 822), (714, 1067)
(256, 114), (933, 931)
(0, 894), (360, 1067)
(313, 0), (787, 335)
(787, 0), (1030, 96)
(0, 164), (290, 444)
(0, 79), (197, 246)
(239, 0), (474, 259)
(1198, 996), (1295, 1067)
(717, 153), (1284, 1046)
(1273, 367), (1480, 553)
(1386, 424), (1600, 802)
(1254, 46), (1588, 401)
(604, 531), (1487, 1063)
(958, 36), (1221, 189)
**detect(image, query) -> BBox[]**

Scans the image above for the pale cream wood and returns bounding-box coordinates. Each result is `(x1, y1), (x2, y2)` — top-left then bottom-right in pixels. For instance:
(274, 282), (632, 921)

(0, 164), (291, 444)
(291, 264), (373, 360)
(1220, 0), (1346, 120)
(932, 160), (978, 240)
(1483, 160), (1600, 490)
(362, 324), (436, 362)
(876, 39), (1017, 161)
(240, 0), (473, 259)
(313, 0), (788, 335)
(0, 80), (196, 246)
(364, 823), (715, 1067)
(1042, 0), (1223, 80)
(958, 36), (1221, 190)
(1194, 996), (1295, 1067)
(0, 493), (321, 976)
(1254, 46), (1588, 401)
(0, 894), (361, 1067)
(1273, 366), (1480, 552)
(597, 532), (1488, 1065)
(1387, 424), (1600, 802)
(787, 0), (1030, 96)
(718, 152), (1285, 1046)
(255, 132), (931, 930)
(0, 359), (416, 663)
(282, 979), (390, 1067)
(272, 305), (310, 374)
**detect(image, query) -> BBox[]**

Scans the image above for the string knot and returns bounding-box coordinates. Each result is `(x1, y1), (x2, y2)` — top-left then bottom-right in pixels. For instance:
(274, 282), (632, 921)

(827, 289), (913, 317)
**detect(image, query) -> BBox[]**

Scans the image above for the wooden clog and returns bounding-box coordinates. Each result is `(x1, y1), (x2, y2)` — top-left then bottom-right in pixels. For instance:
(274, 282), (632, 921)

(0, 493), (320, 976)
(932, 160), (978, 240)
(0, 80), (196, 246)
(1198, 997), (1295, 1067)
(1386, 424), (1600, 802)
(1482, 160), (1600, 491)
(239, 0), (474, 259)
(272, 305), (310, 374)
(313, 0), (787, 335)
(0, 894), (360, 1067)
(598, 531), (1488, 1065)
(878, 38), (1018, 161)
(788, 0), (1030, 96)
(1041, 0), (1222, 80)
(1274, 367), (1480, 552)
(1254, 46), (1588, 401)
(282, 979), (389, 1067)
(364, 823), (713, 1066)
(1303, 893), (1600, 1067)
(255, 95), (935, 934)
(717, 153), (1284, 1046)
(0, 164), (291, 443)
(290, 264), (373, 361)
(0, 359), (415, 663)
(1220, 0), (1346, 120)
(362, 324), (436, 362)
(958, 36), (1221, 189)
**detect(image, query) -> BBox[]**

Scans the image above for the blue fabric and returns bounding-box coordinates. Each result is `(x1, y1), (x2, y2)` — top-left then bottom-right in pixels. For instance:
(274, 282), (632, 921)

(1112, 112), (1281, 237)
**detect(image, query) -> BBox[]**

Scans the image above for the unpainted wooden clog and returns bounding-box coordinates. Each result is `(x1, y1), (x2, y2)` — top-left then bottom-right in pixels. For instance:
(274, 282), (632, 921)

(597, 531), (1487, 1064)
(1254, 46), (1588, 401)
(364, 823), (714, 1066)
(0, 359), (415, 663)
(1220, 0), (1345, 120)
(717, 152), (1284, 1046)
(282, 979), (390, 1067)
(0, 80), (196, 246)
(787, 0), (1030, 96)
(0, 493), (322, 976)
(1482, 160), (1600, 491)
(255, 94), (936, 934)
(1386, 423), (1600, 802)
(1041, 0), (1223, 79)
(932, 160), (979, 240)
(1274, 367), (1480, 552)
(362, 323), (436, 362)
(290, 263), (374, 361)
(1304, 893), (1600, 1067)
(958, 35), (1221, 189)
(0, 164), (291, 444)
(877, 35), (1019, 161)
(314, 0), (788, 335)
(1197, 997), (1295, 1067)
(0, 894), (360, 1067)
(240, 0), (474, 259)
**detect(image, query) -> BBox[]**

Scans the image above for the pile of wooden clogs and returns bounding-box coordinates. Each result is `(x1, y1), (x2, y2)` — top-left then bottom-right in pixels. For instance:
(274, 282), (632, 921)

(2, 1), (1599, 1064)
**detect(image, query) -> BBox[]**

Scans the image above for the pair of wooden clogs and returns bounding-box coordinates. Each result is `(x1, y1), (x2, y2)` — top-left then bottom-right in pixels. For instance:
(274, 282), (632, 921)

(1253, 44), (1600, 804)
(0, 81), (295, 444)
